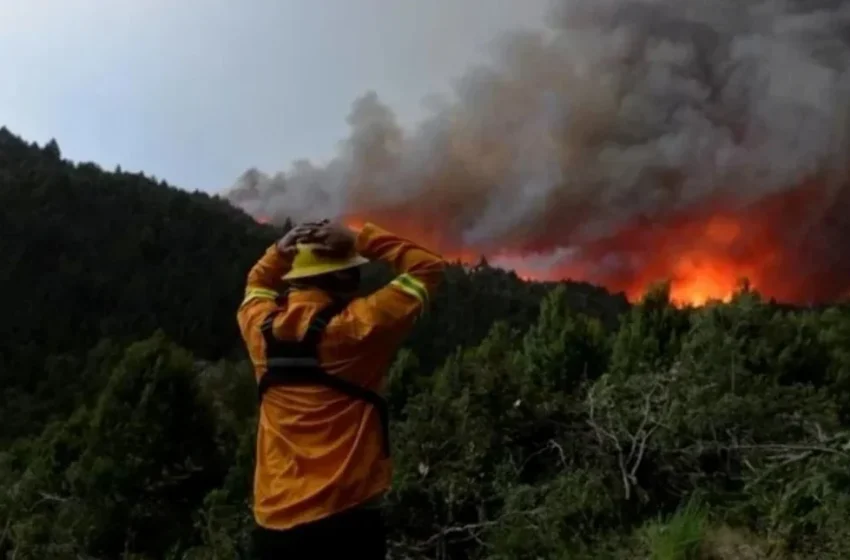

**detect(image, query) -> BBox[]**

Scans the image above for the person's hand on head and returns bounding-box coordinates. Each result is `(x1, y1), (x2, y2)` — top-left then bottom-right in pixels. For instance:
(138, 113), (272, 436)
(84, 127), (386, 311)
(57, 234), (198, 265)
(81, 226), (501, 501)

(307, 222), (357, 258)
(276, 219), (330, 258)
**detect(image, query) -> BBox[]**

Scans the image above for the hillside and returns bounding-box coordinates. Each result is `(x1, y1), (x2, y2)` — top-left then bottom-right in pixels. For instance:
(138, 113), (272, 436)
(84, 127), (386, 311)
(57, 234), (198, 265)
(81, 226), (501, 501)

(0, 128), (277, 363)
(0, 127), (626, 439)
(0, 128), (277, 440)
(1, 129), (849, 559)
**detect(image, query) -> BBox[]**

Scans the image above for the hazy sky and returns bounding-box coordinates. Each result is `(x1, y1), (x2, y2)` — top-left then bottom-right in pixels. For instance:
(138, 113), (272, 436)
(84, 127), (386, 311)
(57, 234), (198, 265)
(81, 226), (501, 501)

(0, 0), (549, 193)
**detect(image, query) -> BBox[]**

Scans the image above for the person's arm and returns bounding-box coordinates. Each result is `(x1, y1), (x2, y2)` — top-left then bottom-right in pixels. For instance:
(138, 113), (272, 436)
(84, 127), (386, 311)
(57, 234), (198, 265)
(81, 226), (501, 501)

(237, 221), (329, 336)
(236, 243), (292, 337)
(348, 222), (446, 345)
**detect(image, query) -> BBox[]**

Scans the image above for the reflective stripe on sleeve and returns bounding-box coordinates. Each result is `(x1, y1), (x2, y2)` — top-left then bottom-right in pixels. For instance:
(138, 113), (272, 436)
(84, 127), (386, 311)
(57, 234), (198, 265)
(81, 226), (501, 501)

(242, 287), (279, 305)
(389, 273), (429, 306)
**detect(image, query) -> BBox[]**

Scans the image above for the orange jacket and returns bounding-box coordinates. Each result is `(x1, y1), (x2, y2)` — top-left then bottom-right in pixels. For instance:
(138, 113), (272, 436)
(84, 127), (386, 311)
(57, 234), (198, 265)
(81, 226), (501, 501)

(236, 222), (445, 530)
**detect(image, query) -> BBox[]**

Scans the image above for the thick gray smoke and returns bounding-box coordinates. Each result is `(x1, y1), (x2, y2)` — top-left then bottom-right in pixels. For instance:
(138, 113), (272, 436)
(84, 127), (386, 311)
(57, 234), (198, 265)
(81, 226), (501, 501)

(227, 0), (850, 303)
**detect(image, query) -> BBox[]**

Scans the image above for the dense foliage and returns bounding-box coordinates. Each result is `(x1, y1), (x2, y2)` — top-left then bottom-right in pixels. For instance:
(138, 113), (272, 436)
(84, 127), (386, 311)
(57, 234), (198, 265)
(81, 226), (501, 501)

(1, 129), (849, 559)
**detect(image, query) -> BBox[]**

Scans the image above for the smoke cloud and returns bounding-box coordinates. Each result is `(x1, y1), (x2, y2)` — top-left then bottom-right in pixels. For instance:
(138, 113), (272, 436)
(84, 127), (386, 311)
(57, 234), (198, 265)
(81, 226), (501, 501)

(227, 0), (850, 304)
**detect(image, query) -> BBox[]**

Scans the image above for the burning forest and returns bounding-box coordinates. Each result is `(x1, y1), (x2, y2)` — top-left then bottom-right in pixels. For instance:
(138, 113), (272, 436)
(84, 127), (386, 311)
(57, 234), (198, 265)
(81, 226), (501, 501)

(226, 0), (850, 306)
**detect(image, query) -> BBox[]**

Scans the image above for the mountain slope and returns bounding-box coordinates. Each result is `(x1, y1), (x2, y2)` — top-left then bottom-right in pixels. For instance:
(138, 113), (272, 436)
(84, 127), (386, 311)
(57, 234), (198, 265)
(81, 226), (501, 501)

(0, 129), (280, 373)
(0, 126), (628, 379)
(0, 128), (281, 437)
(0, 128), (628, 439)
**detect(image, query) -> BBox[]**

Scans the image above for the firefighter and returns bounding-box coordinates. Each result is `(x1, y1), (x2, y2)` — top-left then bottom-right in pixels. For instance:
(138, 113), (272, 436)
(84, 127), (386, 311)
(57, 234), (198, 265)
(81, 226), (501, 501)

(237, 219), (445, 558)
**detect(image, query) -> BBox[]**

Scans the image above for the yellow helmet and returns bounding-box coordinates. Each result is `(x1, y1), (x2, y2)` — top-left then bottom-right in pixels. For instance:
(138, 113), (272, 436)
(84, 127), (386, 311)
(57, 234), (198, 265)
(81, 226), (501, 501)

(282, 243), (369, 281)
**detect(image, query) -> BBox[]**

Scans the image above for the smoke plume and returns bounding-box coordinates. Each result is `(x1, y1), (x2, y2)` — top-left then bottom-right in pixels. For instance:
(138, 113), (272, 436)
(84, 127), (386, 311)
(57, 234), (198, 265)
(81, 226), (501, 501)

(226, 0), (850, 305)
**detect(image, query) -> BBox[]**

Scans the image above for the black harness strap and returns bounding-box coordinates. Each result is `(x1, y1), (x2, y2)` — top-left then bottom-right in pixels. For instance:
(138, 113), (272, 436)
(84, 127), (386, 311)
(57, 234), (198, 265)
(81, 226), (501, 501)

(258, 300), (391, 457)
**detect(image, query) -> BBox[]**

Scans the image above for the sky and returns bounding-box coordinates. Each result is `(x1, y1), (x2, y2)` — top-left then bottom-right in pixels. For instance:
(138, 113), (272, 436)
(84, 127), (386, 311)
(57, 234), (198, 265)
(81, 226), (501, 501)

(0, 0), (549, 193)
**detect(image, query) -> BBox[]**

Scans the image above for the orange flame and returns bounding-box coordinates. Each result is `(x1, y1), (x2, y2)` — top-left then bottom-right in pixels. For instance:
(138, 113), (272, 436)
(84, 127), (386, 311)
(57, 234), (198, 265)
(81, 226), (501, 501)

(339, 179), (842, 306)
(336, 209), (745, 306)
(253, 176), (848, 307)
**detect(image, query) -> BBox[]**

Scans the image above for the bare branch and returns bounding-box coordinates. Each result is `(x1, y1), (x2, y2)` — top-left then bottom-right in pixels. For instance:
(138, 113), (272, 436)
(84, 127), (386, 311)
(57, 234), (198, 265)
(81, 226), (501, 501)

(404, 508), (546, 554)
(585, 376), (676, 501)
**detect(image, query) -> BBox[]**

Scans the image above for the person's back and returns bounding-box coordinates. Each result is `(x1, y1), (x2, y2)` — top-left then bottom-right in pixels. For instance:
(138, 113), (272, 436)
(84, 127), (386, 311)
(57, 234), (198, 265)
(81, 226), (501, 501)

(237, 220), (445, 558)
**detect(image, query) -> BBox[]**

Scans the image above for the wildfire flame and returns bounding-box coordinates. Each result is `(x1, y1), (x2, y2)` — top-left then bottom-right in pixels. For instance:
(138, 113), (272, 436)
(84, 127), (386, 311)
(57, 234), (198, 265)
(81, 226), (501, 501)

(332, 177), (848, 307)
(343, 210), (738, 305)
(340, 209), (733, 305)
(248, 176), (848, 307)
